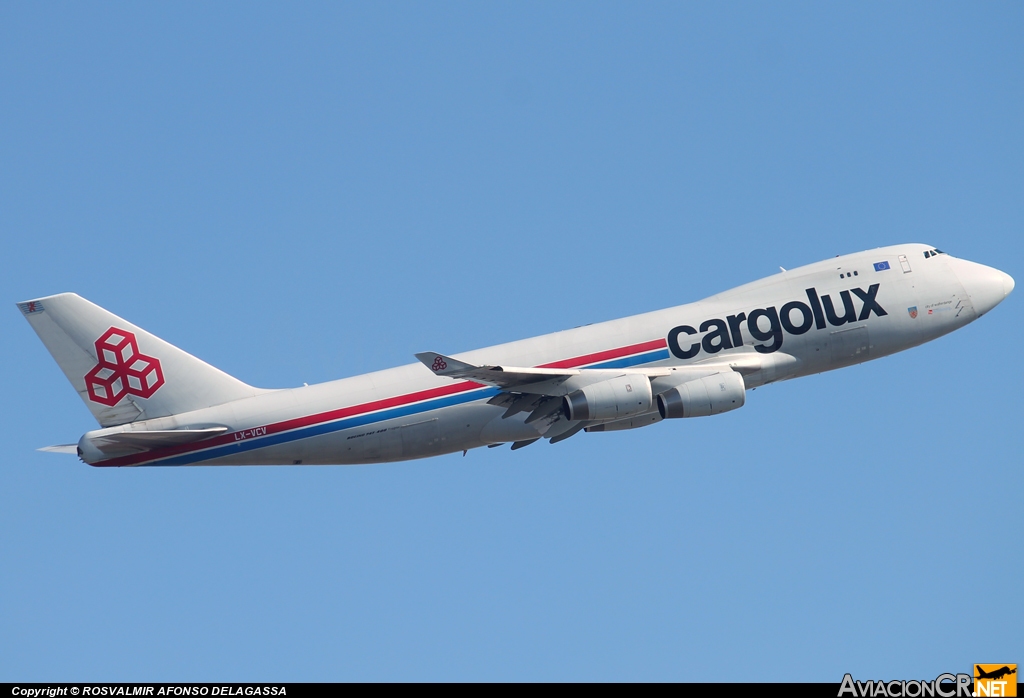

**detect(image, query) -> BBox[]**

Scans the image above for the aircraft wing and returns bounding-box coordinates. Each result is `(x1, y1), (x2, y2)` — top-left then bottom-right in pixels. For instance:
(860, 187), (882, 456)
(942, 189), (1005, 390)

(414, 352), (588, 390)
(414, 351), (685, 392)
(39, 427), (231, 459)
(416, 351), (696, 435)
(416, 350), (798, 398)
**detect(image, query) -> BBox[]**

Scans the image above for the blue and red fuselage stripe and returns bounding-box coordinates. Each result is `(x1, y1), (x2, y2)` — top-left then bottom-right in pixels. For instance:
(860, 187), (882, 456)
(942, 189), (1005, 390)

(96, 339), (671, 466)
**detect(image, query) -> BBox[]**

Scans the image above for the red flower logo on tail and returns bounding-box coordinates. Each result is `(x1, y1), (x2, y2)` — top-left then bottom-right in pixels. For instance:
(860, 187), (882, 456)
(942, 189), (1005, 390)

(84, 327), (165, 406)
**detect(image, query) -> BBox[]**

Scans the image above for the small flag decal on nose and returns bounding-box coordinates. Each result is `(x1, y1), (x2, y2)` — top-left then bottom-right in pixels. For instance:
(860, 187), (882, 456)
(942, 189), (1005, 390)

(873, 261), (891, 271)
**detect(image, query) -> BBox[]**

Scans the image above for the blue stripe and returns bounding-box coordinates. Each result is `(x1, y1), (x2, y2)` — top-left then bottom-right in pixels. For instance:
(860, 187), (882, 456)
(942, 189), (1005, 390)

(139, 347), (671, 466)
(589, 348), (669, 369)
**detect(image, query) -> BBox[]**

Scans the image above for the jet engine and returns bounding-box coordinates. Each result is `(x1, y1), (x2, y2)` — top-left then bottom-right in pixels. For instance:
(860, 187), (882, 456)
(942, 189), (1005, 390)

(561, 374), (653, 422)
(656, 371), (745, 419)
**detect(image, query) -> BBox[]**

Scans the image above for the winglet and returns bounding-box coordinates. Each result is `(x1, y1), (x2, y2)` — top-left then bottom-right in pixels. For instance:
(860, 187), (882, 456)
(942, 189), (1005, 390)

(414, 352), (478, 377)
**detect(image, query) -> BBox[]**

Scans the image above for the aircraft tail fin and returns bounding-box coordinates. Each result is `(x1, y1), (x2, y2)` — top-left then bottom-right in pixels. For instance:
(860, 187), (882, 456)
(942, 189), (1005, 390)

(17, 293), (265, 427)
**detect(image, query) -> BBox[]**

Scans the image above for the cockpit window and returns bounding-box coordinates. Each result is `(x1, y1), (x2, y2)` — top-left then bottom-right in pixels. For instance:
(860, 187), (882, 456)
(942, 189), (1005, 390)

(924, 249), (946, 259)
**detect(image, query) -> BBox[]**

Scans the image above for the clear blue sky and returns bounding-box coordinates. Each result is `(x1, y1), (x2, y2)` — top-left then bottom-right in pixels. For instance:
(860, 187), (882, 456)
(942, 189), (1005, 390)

(1, 2), (1021, 681)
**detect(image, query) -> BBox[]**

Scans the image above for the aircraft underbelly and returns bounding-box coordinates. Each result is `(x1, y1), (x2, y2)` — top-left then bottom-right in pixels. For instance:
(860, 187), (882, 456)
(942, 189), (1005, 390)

(201, 402), (493, 465)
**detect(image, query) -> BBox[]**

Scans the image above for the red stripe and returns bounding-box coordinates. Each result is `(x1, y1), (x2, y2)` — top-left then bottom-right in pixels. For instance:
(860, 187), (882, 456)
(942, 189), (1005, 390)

(96, 337), (668, 467)
(538, 339), (666, 369)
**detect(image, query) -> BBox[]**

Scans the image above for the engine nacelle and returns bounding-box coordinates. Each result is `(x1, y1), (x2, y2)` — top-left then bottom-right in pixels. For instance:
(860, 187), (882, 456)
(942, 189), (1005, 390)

(656, 371), (745, 419)
(562, 374), (653, 422)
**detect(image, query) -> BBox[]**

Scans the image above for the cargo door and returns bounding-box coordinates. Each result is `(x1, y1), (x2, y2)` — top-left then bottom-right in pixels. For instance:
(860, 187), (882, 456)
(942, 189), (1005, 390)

(830, 325), (870, 366)
(397, 418), (441, 458)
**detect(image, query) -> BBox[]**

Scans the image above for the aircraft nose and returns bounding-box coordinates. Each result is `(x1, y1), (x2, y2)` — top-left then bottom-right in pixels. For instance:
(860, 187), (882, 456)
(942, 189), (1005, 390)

(948, 257), (1014, 317)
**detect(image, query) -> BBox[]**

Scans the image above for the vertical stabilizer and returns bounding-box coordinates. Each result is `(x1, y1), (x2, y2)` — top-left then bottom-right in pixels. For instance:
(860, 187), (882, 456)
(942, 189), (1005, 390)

(17, 293), (265, 427)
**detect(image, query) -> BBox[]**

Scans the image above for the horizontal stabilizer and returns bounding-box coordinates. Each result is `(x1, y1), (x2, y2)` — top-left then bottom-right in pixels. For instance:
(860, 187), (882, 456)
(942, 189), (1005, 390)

(38, 444), (78, 454)
(90, 427), (229, 454)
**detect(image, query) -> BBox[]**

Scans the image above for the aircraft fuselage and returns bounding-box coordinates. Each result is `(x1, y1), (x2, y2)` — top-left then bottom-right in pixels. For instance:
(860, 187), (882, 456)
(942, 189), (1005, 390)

(56, 243), (1013, 466)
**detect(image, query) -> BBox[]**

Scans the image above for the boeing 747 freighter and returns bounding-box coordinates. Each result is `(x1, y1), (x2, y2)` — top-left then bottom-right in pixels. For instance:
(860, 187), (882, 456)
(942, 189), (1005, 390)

(19, 244), (1013, 466)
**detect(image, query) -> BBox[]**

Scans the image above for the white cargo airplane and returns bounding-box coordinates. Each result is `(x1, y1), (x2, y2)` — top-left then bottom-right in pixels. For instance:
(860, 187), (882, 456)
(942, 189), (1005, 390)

(19, 244), (1013, 467)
